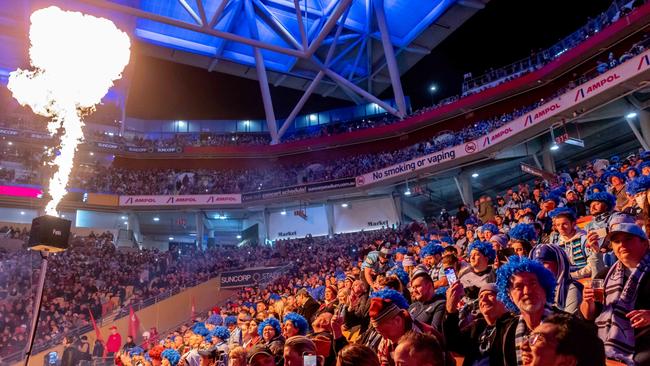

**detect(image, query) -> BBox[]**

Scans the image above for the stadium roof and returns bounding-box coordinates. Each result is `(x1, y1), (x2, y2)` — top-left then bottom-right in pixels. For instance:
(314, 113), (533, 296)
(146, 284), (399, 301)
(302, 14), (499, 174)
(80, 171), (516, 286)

(0, 0), (487, 141)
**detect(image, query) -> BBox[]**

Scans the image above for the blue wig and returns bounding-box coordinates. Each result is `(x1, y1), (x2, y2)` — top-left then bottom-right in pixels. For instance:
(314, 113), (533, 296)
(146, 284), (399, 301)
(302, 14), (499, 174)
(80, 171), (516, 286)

(465, 217), (479, 226)
(283, 312), (309, 336)
(369, 288), (409, 310)
(627, 175), (650, 195)
(395, 247), (408, 255)
(387, 267), (410, 287)
(162, 349), (181, 366)
(482, 223), (499, 235)
(542, 190), (561, 204)
(420, 243), (444, 258)
(191, 322), (210, 337)
(258, 317), (282, 338)
(585, 190), (616, 210)
(606, 171), (626, 184)
(210, 326), (231, 342)
(496, 256), (556, 313)
(509, 223), (537, 243)
(468, 240), (497, 262)
(626, 167), (639, 177)
(640, 150), (650, 161)
(522, 203), (540, 215)
(548, 207), (576, 221)
(640, 160), (650, 172)
(206, 314), (223, 326)
(128, 346), (144, 356)
(586, 183), (606, 195)
(224, 315), (238, 326)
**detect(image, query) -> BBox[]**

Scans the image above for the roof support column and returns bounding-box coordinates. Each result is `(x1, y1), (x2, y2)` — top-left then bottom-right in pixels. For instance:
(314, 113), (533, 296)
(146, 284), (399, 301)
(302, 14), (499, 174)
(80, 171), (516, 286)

(373, 0), (406, 118)
(244, 0), (279, 143)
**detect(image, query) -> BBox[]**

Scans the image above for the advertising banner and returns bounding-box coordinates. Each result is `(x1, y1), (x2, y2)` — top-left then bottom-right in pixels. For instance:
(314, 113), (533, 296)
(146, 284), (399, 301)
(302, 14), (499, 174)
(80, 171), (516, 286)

(242, 178), (356, 202)
(219, 266), (289, 288)
(355, 50), (650, 187)
(119, 194), (241, 206)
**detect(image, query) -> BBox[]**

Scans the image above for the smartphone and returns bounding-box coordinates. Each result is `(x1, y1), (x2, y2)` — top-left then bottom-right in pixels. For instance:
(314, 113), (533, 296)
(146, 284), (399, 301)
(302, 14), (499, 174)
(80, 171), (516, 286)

(593, 228), (607, 240)
(444, 267), (457, 284)
(498, 248), (515, 262)
(303, 354), (318, 366)
(48, 352), (58, 365)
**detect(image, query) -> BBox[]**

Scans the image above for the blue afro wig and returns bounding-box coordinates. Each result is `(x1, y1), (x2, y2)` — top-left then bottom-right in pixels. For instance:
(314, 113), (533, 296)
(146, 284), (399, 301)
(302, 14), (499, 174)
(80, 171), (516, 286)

(468, 240), (497, 262)
(586, 183), (607, 195)
(420, 243), (444, 258)
(626, 167), (639, 177)
(162, 349), (181, 366)
(639, 161), (650, 173)
(258, 317), (282, 338)
(496, 256), (556, 313)
(606, 171), (626, 184)
(465, 217), (479, 226)
(640, 150), (650, 161)
(395, 247), (408, 255)
(224, 315), (238, 326)
(627, 175), (650, 195)
(206, 314), (223, 326)
(508, 223), (537, 243)
(128, 346), (144, 356)
(522, 203), (540, 215)
(210, 326), (231, 342)
(369, 288), (410, 310)
(387, 267), (410, 287)
(542, 190), (561, 204)
(481, 223), (499, 235)
(191, 322), (210, 337)
(585, 190), (616, 210)
(548, 207), (576, 221)
(283, 312), (309, 336)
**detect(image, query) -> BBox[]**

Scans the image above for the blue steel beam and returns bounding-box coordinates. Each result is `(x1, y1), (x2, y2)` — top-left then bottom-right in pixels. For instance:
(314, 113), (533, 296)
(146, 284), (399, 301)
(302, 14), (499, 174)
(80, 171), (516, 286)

(373, 0), (406, 117)
(305, 0), (353, 58)
(208, 0), (244, 71)
(253, 0), (303, 50)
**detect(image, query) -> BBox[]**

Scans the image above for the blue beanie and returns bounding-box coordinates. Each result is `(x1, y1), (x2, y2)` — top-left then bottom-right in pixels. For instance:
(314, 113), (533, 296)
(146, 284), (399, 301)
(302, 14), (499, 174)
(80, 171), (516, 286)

(468, 240), (497, 262)
(258, 317), (282, 338)
(496, 256), (556, 312)
(283, 312), (309, 336)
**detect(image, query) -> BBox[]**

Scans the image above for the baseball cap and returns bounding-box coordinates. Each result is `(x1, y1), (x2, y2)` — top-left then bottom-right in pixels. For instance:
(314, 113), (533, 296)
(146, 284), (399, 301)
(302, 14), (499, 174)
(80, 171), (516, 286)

(608, 212), (647, 240)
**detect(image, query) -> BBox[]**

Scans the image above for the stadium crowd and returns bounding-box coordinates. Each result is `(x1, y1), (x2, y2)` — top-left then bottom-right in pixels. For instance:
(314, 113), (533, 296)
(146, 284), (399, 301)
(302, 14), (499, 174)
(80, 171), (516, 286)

(7, 149), (647, 366)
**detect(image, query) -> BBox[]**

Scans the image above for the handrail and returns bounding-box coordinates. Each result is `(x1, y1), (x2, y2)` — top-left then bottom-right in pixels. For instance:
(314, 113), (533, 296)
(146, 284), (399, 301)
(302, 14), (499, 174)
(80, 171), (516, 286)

(461, 0), (638, 93)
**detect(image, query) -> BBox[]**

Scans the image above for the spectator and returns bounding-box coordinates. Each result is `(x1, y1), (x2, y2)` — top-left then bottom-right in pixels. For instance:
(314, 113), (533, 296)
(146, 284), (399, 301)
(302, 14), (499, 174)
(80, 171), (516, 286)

(407, 268), (446, 331)
(530, 244), (583, 314)
(106, 326), (122, 358)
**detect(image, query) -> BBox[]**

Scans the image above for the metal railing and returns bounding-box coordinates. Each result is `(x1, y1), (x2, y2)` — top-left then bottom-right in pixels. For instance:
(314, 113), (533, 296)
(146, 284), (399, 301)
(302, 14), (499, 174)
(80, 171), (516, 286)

(461, 0), (644, 94)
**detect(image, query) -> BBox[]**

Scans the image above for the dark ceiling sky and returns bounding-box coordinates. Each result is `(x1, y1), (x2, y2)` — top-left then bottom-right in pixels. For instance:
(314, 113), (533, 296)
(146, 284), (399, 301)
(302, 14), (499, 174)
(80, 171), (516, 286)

(126, 0), (612, 120)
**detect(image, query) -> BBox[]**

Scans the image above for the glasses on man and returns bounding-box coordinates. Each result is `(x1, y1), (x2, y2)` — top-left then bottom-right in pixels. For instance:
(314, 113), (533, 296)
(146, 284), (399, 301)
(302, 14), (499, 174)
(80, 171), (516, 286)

(522, 332), (548, 347)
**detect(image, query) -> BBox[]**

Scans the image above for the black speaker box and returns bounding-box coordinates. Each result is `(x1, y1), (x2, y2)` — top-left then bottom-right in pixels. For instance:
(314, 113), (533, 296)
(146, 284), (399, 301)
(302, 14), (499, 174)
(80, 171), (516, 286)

(28, 215), (71, 252)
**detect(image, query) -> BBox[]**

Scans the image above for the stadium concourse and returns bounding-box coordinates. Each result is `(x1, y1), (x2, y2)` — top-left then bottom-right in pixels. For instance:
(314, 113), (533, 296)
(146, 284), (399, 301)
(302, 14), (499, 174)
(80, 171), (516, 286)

(3, 1), (650, 366)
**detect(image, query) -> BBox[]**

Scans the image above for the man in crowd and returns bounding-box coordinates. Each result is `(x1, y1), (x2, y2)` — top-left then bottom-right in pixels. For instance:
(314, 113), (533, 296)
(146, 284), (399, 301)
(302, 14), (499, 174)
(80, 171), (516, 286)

(296, 288), (321, 324)
(547, 207), (603, 278)
(408, 268), (446, 331)
(362, 248), (394, 290)
(494, 256), (563, 366)
(418, 243), (445, 283)
(393, 331), (447, 366)
(580, 213), (650, 365)
(444, 282), (511, 366)
(106, 325), (122, 358)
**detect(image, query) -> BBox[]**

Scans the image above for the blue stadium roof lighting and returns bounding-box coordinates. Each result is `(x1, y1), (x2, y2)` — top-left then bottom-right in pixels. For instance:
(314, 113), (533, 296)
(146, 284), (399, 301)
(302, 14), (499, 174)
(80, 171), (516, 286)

(134, 0), (456, 76)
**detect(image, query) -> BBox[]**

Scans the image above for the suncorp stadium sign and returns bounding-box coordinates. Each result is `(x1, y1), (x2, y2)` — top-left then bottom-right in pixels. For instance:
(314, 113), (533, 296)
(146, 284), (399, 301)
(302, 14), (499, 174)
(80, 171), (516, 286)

(219, 266), (288, 288)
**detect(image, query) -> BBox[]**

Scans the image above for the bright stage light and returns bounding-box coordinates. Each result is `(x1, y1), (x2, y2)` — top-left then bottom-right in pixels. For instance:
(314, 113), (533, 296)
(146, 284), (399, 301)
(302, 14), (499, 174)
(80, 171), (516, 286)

(8, 6), (130, 216)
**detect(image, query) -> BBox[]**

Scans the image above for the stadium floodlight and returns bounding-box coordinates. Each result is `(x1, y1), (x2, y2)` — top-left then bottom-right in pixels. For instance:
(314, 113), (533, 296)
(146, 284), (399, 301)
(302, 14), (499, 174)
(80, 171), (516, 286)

(550, 143), (560, 151)
(236, 235), (242, 239)
(280, 209), (287, 215)
(429, 85), (437, 92)
(341, 203), (349, 208)
(7, 141), (12, 145)
(120, 216), (127, 220)
(471, 172), (479, 178)
(626, 112), (638, 119)
(168, 237), (174, 241)
(153, 217), (160, 222)
(404, 189), (412, 196)
(20, 211), (25, 215)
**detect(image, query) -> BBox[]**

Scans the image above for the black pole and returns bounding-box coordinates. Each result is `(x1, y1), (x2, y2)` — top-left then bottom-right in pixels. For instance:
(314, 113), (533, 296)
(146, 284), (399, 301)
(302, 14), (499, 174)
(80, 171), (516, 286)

(24, 251), (49, 366)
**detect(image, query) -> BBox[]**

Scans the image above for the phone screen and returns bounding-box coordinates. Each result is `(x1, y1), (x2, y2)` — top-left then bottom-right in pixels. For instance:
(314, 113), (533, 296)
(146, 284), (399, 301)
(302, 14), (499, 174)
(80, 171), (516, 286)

(444, 267), (457, 284)
(304, 355), (317, 366)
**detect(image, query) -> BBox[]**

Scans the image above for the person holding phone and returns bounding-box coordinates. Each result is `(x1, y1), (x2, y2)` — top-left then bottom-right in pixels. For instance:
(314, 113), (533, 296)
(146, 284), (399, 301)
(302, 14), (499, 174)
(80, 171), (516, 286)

(283, 336), (322, 366)
(580, 213), (650, 365)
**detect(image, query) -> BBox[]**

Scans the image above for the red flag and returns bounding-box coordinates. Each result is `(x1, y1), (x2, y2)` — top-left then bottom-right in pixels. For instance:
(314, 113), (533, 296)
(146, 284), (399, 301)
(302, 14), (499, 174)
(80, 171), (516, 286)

(191, 296), (196, 320)
(128, 306), (140, 340)
(88, 309), (103, 342)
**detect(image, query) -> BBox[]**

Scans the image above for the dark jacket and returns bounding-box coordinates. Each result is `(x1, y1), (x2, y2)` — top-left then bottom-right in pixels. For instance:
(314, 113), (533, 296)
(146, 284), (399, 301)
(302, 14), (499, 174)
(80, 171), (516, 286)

(408, 295), (446, 331)
(443, 311), (513, 366)
(61, 345), (79, 366)
(298, 296), (321, 324)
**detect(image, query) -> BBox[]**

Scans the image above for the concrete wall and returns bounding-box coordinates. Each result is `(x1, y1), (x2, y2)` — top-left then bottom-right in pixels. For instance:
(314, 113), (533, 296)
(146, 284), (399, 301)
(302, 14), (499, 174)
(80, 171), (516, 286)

(16, 276), (236, 366)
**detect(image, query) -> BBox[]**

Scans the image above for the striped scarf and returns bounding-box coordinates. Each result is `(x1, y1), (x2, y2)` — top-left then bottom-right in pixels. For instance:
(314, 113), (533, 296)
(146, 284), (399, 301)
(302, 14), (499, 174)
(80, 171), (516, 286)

(595, 250), (650, 364)
(515, 304), (554, 365)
